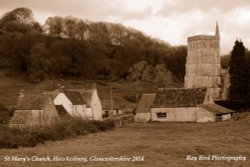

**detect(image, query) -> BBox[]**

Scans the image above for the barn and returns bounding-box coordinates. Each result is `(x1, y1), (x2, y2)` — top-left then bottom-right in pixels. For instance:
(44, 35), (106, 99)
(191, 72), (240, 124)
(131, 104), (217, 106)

(150, 88), (234, 122)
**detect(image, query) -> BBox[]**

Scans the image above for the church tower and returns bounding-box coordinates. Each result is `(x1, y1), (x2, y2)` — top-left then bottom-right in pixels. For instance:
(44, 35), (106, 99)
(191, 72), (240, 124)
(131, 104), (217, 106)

(185, 22), (221, 99)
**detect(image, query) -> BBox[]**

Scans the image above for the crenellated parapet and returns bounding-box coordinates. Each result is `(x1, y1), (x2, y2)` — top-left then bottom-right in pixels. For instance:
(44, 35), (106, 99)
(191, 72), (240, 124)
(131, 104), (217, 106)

(188, 35), (219, 42)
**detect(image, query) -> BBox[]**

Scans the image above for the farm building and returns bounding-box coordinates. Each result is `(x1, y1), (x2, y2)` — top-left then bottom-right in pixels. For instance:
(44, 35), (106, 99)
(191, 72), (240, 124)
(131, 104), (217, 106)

(9, 92), (59, 128)
(134, 94), (156, 122)
(53, 88), (103, 120)
(150, 88), (234, 122)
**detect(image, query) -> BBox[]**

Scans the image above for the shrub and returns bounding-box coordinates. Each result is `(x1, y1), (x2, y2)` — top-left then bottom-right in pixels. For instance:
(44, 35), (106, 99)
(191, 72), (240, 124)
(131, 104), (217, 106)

(0, 117), (115, 149)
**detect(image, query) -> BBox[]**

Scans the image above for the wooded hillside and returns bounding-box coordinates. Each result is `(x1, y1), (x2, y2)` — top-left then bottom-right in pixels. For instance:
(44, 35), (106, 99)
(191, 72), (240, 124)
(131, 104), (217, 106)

(0, 7), (186, 84)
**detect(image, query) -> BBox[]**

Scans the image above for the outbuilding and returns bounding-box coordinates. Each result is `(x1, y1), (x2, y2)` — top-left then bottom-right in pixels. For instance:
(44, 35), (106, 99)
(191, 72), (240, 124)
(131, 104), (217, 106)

(150, 88), (234, 122)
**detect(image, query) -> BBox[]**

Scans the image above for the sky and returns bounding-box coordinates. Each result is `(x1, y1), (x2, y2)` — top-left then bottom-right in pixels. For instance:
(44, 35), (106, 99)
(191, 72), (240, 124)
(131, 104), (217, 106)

(0, 0), (250, 54)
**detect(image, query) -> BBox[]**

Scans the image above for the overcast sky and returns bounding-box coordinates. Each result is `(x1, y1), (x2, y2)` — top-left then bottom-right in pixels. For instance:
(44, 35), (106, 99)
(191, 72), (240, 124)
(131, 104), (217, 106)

(1, 0), (250, 54)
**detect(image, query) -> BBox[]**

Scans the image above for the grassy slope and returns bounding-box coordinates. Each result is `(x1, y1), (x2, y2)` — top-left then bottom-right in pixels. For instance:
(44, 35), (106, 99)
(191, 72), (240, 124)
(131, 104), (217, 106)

(0, 115), (249, 167)
(0, 70), (161, 110)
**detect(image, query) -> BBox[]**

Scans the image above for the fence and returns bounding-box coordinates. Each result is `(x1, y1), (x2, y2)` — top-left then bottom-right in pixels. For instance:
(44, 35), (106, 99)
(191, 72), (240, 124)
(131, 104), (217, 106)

(110, 114), (134, 128)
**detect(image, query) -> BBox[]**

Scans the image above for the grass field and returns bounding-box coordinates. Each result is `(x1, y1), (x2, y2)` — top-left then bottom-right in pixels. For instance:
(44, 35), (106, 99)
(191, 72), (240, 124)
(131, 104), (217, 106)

(0, 114), (249, 167)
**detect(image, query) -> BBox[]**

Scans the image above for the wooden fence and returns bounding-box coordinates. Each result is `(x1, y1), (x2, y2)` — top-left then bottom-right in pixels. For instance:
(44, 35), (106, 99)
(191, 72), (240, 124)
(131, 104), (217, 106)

(110, 114), (134, 128)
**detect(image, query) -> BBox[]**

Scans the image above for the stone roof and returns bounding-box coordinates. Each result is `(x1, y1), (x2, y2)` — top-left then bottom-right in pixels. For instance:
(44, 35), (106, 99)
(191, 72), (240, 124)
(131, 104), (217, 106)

(199, 104), (235, 115)
(136, 94), (156, 113)
(152, 88), (207, 108)
(16, 94), (51, 110)
(64, 90), (85, 105)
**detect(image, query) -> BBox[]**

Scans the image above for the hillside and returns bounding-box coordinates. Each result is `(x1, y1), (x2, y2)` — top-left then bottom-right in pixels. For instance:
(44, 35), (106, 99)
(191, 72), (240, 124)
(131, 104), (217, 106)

(0, 7), (187, 84)
(0, 69), (180, 110)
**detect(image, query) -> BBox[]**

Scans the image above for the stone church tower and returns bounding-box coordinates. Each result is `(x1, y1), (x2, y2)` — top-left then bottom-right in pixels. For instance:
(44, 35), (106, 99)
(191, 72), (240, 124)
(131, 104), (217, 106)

(185, 22), (221, 99)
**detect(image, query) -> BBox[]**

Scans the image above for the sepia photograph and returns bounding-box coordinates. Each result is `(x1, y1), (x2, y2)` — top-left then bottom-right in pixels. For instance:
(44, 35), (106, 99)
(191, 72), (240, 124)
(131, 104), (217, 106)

(0, 0), (249, 166)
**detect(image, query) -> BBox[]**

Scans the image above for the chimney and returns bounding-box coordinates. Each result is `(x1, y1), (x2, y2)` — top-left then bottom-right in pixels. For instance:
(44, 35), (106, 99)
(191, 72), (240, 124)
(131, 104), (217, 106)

(58, 85), (65, 93)
(19, 89), (25, 98)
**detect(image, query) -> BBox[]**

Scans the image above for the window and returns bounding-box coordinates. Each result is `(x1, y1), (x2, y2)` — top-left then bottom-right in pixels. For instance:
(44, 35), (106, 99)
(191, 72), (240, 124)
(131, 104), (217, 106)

(156, 112), (167, 118)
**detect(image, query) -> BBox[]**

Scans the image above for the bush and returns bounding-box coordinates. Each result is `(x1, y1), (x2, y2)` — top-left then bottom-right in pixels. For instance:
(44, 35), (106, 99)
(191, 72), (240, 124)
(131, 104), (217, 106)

(0, 117), (115, 149)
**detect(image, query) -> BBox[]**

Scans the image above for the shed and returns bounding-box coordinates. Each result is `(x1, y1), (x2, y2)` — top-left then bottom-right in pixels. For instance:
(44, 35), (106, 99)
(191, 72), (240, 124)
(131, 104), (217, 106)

(198, 103), (235, 122)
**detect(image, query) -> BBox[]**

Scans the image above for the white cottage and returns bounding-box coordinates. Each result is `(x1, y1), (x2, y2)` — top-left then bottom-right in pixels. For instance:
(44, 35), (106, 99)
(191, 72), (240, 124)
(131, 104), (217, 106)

(53, 89), (102, 120)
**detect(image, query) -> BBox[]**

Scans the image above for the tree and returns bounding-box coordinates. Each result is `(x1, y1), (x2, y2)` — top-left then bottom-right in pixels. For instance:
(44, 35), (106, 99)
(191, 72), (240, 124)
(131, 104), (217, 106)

(44, 17), (63, 37)
(0, 7), (40, 33)
(28, 43), (51, 82)
(229, 40), (249, 100)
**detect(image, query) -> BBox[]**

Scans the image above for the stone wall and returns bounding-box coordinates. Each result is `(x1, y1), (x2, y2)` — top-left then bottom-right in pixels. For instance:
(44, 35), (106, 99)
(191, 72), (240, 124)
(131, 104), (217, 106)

(151, 107), (198, 122)
(197, 107), (216, 122)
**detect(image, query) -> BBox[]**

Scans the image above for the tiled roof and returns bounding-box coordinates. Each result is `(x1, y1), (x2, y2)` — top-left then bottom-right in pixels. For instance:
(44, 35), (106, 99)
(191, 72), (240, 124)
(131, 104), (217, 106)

(152, 88), (207, 108)
(199, 104), (235, 114)
(66, 89), (94, 106)
(64, 90), (85, 105)
(136, 94), (156, 113)
(16, 94), (50, 110)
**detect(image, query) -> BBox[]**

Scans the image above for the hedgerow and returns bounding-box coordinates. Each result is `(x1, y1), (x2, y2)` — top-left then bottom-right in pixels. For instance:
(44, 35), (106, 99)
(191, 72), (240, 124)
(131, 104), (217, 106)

(0, 117), (115, 149)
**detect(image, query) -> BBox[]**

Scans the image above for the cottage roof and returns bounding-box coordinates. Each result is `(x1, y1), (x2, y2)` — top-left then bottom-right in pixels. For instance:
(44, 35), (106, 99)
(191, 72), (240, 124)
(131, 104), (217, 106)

(136, 94), (156, 113)
(64, 90), (85, 105)
(16, 94), (51, 110)
(55, 105), (70, 117)
(199, 104), (235, 115)
(152, 88), (207, 108)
